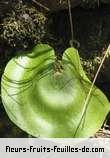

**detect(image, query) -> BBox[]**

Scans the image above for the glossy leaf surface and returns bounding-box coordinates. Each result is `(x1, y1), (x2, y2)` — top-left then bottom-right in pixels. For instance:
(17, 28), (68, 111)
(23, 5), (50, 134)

(1, 44), (110, 137)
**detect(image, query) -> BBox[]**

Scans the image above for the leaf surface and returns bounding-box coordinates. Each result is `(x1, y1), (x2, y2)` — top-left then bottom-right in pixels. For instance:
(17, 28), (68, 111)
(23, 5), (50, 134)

(1, 44), (110, 137)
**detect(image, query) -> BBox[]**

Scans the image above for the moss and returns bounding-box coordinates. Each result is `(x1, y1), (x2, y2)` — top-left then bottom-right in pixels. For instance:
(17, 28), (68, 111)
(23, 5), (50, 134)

(0, 2), (47, 49)
(81, 48), (110, 82)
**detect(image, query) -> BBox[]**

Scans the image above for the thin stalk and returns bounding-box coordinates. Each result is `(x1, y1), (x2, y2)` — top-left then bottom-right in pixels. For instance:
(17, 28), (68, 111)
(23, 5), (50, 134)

(32, 0), (50, 12)
(74, 44), (110, 136)
(67, 0), (74, 47)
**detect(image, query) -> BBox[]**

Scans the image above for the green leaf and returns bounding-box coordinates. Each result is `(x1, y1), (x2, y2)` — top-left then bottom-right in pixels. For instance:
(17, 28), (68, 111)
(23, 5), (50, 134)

(1, 44), (110, 137)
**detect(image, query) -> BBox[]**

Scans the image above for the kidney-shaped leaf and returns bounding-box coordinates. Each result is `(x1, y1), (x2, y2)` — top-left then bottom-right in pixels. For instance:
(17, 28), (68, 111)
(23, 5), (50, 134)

(1, 44), (110, 137)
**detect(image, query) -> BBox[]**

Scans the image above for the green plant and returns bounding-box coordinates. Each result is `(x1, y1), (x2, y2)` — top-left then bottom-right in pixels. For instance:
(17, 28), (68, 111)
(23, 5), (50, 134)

(1, 44), (110, 137)
(0, 3), (47, 49)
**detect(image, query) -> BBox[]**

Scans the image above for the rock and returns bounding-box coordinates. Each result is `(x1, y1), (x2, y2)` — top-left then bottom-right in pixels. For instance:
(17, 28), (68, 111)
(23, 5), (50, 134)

(33, 0), (110, 12)
(32, 0), (82, 11)
(101, 0), (110, 3)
